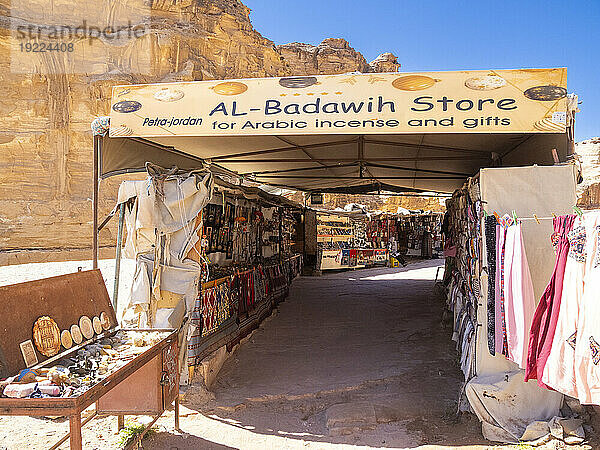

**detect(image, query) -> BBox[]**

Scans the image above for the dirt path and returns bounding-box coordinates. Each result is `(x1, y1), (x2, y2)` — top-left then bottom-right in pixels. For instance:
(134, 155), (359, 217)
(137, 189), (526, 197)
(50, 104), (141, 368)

(149, 260), (495, 449)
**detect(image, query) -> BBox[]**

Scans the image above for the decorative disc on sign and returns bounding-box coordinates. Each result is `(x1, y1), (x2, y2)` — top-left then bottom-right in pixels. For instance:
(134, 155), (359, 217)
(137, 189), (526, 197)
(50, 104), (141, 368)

(110, 125), (133, 137)
(153, 88), (184, 102)
(92, 316), (103, 335)
(70, 325), (83, 344)
(60, 330), (73, 349)
(523, 85), (567, 101)
(79, 316), (94, 340)
(465, 74), (506, 90)
(112, 100), (142, 113)
(100, 312), (111, 330)
(279, 76), (318, 89)
(32, 316), (61, 357)
(210, 82), (248, 96)
(392, 75), (440, 91)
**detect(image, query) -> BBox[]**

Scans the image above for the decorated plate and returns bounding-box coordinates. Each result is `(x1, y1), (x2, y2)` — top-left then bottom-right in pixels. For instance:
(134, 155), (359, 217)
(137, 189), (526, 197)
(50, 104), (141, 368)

(524, 85), (567, 101)
(100, 312), (111, 330)
(392, 75), (439, 91)
(465, 75), (506, 90)
(70, 324), (83, 344)
(32, 316), (61, 357)
(60, 329), (73, 349)
(279, 76), (318, 89)
(154, 88), (185, 102)
(92, 316), (103, 335)
(112, 100), (142, 113)
(79, 316), (94, 340)
(210, 82), (248, 96)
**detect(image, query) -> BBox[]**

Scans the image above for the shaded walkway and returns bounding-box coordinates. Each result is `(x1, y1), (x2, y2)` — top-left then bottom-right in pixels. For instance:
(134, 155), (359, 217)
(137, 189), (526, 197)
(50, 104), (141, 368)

(215, 260), (456, 403)
(161, 260), (488, 449)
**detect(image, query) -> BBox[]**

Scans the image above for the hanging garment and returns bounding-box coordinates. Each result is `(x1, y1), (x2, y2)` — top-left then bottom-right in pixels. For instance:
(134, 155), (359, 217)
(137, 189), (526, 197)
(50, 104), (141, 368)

(525, 215), (576, 386)
(541, 216), (586, 397)
(485, 216), (497, 355)
(574, 212), (600, 404)
(495, 224), (509, 355)
(503, 223), (536, 369)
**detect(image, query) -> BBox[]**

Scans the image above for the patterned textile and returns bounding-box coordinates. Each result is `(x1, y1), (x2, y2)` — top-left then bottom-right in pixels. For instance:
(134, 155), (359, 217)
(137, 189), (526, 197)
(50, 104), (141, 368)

(567, 226), (586, 262)
(253, 266), (266, 305)
(236, 271), (255, 315)
(267, 265), (287, 301)
(91, 116), (110, 136)
(498, 213), (514, 230)
(188, 279), (236, 363)
(594, 225), (600, 268)
(187, 256), (301, 367)
(485, 215), (497, 355)
(499, 227), (509, 356)
(590, 337), (600, 365)
(525, 215), (576, 386)
(567, 331), (577, 350)
(551, 232), (560, 254)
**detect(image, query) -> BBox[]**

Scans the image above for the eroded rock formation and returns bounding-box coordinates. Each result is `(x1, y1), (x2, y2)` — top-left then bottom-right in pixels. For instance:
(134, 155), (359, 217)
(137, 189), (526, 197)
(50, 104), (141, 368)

(576, 138), (600, 208)
(0, 0), (399, 264)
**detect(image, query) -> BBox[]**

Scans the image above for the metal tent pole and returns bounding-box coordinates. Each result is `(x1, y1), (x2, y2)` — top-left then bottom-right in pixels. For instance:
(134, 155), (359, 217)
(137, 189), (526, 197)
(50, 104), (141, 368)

(112, 202), (125, 311)
(93, 135), (99, 269)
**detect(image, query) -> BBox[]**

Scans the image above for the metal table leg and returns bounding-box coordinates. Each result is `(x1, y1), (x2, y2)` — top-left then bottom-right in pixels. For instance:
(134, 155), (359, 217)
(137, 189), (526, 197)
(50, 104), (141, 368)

(175, 395), (180, 430)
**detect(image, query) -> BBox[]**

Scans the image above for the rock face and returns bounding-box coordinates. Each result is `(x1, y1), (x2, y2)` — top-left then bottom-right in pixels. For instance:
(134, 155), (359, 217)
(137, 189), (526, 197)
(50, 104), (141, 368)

(576, 138), (600, 208)
(288, 192), (445, 214)
(277, 38), (398, 75)
(369, 53), (400, 73)
(0, 0), (399, 264)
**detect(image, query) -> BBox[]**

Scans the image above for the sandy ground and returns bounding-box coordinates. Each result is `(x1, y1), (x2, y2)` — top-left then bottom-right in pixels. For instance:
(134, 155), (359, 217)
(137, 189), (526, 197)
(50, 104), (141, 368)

(0, 260), (595, 449)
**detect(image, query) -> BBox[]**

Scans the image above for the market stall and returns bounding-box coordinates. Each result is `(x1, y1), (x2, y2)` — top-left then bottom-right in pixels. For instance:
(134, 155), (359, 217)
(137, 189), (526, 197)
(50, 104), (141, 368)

(112, 165), (304, 382)
(311, 209), (388, 271)
(81, 66), (578, 443)
(0, 270), (179, 450)
(442, 164), (586, 443)
(394, 212), (444, 257)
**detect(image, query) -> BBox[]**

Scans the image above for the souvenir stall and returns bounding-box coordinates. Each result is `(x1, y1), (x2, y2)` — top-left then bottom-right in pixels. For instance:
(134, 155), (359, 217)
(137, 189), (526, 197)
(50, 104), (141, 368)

(89, 66), (576, 444)
(367, 212), (443, 259)
(443, 164), (584, 443)
(395, 212), (444, 258)
(0, 270), (179, 450)
(366, 214), (394, 252)
(317, 211), (356, 270)
(314, 210), (388, 270)
(112, 164), (303, 383)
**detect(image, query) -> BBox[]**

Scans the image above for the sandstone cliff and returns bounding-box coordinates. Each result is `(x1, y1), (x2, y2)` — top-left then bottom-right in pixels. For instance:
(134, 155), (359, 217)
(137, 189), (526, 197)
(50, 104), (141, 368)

(289, 192), (445, 214)
(576, 138), (600, 208)
(0, 0), (399, 264)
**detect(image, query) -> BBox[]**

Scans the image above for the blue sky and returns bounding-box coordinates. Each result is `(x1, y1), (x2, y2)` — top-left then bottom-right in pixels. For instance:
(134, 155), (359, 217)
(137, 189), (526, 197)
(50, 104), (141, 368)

(244, 0), (599, 141)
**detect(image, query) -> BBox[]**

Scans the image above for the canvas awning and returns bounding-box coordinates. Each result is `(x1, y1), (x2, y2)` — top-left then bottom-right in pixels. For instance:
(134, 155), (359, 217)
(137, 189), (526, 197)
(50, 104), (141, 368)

(101, 68), (573, 194)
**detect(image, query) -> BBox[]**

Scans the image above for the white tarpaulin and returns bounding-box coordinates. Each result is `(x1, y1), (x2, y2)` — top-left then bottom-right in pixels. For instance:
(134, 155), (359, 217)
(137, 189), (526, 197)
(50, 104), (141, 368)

(466, 371), (563, 443)
(119, 170), (214, 330)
